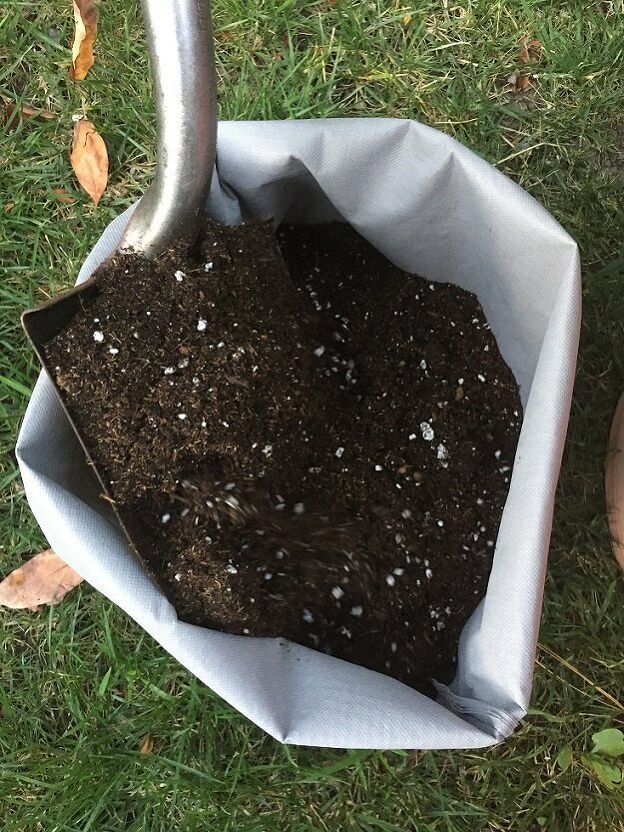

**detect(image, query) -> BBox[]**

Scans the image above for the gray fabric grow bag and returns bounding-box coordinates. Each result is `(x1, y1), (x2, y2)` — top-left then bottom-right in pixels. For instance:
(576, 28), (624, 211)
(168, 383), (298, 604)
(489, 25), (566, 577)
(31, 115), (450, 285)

(17, 118), (581, 749)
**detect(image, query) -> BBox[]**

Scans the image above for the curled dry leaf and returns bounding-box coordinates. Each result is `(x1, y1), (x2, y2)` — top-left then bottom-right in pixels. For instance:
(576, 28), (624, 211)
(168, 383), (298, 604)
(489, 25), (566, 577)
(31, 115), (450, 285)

(139, 734), (154, 754)
(506, 37), (542, 93)
(69, 0), (99, 81)
(70, 118), (108, 206)
(606, 391), (624, 571)
(3, 100), (56, 132)
(519, 36), (542, 65)
(506, 73), (532, 92)
(52, 187), (76, 204)
(0, 549), (83, 611)
(20, 103), (57, 120)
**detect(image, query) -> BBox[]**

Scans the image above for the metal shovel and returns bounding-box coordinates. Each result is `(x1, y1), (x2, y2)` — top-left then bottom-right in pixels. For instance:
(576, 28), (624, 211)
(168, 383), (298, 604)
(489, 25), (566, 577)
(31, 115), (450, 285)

(21, 0), (218, 531)
(23, 0), (217, 361)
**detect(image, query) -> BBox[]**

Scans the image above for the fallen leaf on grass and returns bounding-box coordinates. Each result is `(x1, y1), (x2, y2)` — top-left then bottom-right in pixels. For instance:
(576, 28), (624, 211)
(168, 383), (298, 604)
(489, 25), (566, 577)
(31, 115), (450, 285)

(52, 187), (76, 204)
(3, 100), (56, 132)
(519, 36), (542, 65)
(506, 37), (542, 94)
(0, 549), (83, 611)
(20, 103), (57, 120)
(70, 118), (108, 206)
(139, 734), (154, 754)
(506, 73), (532, 92)
(69, 0), (99, 81)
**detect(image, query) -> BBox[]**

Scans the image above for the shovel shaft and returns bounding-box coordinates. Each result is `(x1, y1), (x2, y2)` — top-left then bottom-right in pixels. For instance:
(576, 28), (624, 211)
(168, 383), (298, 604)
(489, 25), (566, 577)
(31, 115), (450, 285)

(120, 0), (218, 257)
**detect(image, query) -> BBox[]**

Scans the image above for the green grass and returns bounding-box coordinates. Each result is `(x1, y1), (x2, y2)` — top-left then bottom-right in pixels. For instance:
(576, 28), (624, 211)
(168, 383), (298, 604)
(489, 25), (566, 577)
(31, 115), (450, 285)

(1, 0), (624, 828)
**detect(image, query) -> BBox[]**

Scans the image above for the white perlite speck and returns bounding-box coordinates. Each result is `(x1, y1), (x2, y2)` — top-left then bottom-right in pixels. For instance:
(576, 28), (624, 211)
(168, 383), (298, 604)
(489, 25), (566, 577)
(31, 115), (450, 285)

(425, 568), (433, 579)
(393, 567), (405, 576)
(226, 564), (238, 574)
(477, 373), (486, 382)
(331, 586), (344, 600)
(374, 464), (383, 471)
(108, 347), (119, 355)
(420, 421), (435, 441)
(293, 502), (305, 515)
(164, 366), (175, 375)
(302, 609), (314, 624)
(93, 330), (104, 343)
(174, 573), (182, 582)
(160, 513), (170, 524)
(436, 443), (448, 460)
(408, 433), (417, 441)
(419, 359), (427, 370)
(204, 261), (214, 271)
(386, 575), (396, 587)
(350, 606), (363, 617)
(313, 346), (325, 357)
(197, 319), (207, 332)
(335, 447), (345, 458)
(174, 270), (185, 282)
(178, 413), (187, 421)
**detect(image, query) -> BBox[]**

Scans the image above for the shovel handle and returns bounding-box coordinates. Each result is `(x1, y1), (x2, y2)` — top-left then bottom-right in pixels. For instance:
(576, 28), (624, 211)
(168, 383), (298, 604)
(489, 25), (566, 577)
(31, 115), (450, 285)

(120, 0), (218, 257)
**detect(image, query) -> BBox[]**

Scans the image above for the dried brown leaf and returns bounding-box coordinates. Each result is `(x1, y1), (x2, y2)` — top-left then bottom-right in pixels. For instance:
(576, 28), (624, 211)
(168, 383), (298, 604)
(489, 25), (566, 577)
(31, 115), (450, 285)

(519, 36), (542, 65)
(0, 549), (83, 611)
(516, 74), (533, 91)
(506, 73), (533, 92)
(402, 13), (412, 25)
(70, 118), (108, 206)
(52, 187), (76, 204)
(21, 103), (57, 120)
(3, 100), (56, 131)
(69, 0), (98, 81)
(139, 734), (154, 754)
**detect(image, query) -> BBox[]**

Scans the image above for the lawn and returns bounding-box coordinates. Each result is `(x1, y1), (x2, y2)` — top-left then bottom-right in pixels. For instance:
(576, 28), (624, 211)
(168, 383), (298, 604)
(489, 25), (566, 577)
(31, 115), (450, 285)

(1, 0), (623, 829)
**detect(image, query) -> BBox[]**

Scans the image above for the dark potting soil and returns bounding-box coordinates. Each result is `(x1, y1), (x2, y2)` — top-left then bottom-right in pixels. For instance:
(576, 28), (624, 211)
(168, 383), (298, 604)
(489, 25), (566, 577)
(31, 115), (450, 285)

(43, 221), (522, 695)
